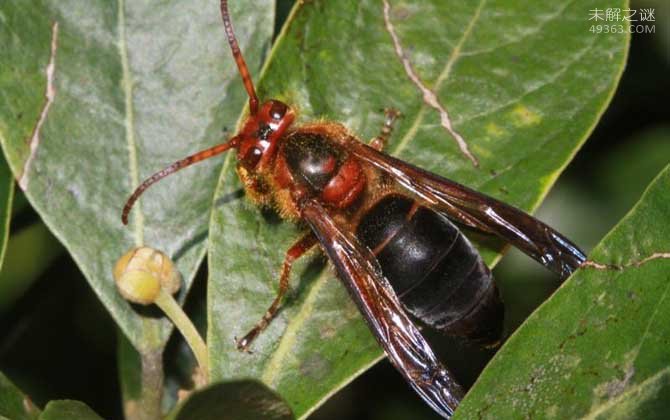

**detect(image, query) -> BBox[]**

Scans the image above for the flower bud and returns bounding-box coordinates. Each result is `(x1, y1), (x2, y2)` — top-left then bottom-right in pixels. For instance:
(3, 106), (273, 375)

(113, 247), (181, 305)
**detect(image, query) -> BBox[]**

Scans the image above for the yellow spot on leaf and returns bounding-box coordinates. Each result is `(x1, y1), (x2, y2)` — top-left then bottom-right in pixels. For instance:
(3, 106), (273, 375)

(511, 104), (542, 127)
(471, 144), (492, 159)
(486, 122), (506, 138)
(546, 404), (559, 418)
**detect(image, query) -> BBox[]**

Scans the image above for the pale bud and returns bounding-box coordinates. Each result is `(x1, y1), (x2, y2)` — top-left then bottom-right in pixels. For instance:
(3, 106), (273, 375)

(113, 247), (181, 305)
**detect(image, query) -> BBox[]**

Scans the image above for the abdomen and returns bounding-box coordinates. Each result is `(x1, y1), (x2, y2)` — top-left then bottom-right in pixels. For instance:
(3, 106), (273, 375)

(356, 194), (504, 345)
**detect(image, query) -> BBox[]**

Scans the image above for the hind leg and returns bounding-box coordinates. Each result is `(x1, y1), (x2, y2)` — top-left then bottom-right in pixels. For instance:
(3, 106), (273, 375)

(369, 108), (402, 151)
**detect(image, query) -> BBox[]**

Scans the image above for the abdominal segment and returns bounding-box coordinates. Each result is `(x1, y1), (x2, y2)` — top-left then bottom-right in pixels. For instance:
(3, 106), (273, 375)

(356, 194), (504, 345)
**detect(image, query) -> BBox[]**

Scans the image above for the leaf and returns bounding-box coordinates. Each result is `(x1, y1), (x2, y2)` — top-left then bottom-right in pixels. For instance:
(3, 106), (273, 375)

(116, 330), (143, 415)
(0, 152), (12, 272)
(589, 367), (670, 420)
(0, 372), (40, 420)
(496, 125), (670, 328)
(39, 400), (102, 420)
(0, 1), (273, 350)
(207, 0), (629, 416)
(0, 221), (63, 312)
(456, 165), (670, 419)
(166, 380), (293, 420)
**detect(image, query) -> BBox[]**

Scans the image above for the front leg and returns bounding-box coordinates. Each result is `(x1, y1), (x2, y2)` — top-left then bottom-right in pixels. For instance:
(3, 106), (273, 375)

(236, 232), (318, 351)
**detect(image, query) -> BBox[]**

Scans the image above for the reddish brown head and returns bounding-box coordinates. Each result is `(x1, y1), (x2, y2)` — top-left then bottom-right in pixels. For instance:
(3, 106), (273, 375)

(219, 0), (296, 171)
(237, 100), (295, 171)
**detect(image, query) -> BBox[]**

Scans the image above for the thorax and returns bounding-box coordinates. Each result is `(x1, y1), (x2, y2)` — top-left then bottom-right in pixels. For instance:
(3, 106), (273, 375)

(237, 122), (372, 221)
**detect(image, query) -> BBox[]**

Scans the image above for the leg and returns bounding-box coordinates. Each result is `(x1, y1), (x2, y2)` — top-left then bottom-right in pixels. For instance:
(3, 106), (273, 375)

(369, 108), (402, 151)
(236, 232), (318, 351)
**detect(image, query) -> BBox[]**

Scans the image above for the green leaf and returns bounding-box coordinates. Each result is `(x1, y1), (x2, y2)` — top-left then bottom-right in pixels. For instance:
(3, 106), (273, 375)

(0, 221), (63, 312)
(0, 152), (12, 273)
(0, 1), (273, 350)
(39, 400), (102, 420)
(116, 330), (143, 415)
(0, 372), (40, 420)
(166, 380), (293, 420)
(588, 367), (670, 420)
(456, 164), (670, 419)
(208, 0), (628, 417)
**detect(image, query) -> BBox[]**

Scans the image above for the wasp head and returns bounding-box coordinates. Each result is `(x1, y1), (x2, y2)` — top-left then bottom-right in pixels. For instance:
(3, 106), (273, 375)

(237, 99), (295, 171)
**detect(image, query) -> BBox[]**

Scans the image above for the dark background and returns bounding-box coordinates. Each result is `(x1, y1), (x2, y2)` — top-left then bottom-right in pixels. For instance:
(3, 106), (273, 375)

(1, 1), (668, 419)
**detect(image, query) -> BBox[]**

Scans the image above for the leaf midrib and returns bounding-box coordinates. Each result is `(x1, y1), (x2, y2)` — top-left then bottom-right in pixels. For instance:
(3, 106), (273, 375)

(118, 0), (143, 246)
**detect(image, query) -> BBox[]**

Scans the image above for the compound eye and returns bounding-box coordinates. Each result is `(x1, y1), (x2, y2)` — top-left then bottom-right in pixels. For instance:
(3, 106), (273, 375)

(269, 101), (288, 121)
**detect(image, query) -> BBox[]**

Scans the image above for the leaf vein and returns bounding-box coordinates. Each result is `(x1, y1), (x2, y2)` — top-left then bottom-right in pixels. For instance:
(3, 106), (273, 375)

(392, 0), (486, 157)
(629, 277), (670, 364)
(582, 367), (670, 420)
(459, 0), (577, 58)
(260, 269), (329, 386)
(456, 34), (600, 126)
(19, 21), (59, 191)
(118, 0), (143, 246)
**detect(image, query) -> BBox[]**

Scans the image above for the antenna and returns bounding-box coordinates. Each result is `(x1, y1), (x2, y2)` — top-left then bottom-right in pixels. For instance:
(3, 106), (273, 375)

(122, 138), (239, 224)
(220, 0), (260, 115)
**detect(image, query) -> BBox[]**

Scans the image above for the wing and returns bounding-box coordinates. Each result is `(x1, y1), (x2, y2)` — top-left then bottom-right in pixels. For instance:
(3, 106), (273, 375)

(350, 142), (586, 279)
(301, 198), (463, 419)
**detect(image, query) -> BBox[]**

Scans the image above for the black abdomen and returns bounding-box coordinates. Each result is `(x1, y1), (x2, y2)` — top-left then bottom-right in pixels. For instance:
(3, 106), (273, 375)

(356, 195), (504, 344)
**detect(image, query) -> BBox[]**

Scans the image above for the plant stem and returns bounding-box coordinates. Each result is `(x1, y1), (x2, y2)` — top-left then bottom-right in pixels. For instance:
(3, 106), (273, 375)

(118, 332), (164, 420)
(154, 289), (209, 379)
(138, 350), (164, 420)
